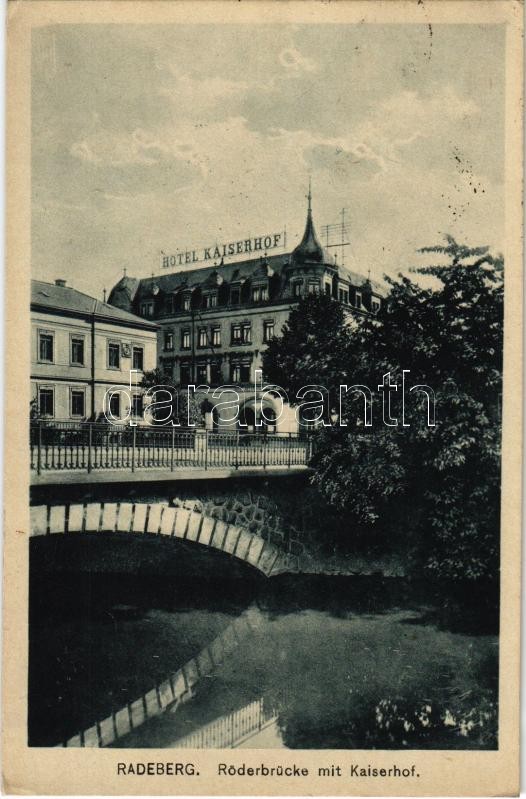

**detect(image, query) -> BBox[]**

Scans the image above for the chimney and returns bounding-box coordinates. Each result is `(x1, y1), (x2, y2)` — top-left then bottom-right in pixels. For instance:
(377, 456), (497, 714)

(55, 279), (66, 287)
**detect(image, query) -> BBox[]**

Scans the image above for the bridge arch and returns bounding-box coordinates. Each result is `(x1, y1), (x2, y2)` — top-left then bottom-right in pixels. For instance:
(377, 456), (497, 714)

(30, 502), (294, 577)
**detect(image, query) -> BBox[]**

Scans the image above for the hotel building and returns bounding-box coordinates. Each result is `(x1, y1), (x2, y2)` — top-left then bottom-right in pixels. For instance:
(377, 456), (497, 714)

(108, 193), (384, 431)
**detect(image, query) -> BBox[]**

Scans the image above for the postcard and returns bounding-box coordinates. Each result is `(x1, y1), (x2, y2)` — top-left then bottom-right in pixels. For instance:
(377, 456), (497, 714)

(3, 0), (522, 795)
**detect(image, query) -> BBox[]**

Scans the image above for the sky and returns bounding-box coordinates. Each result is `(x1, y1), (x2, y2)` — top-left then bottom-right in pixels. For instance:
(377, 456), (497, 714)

(32, 23), (505, 299)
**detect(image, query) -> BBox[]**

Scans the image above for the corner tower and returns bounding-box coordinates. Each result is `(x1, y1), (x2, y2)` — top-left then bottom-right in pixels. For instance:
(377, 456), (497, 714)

(286, 182), (337, 299)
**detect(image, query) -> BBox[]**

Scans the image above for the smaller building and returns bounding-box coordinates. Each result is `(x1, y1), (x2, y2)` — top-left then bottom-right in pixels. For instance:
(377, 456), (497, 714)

(31, 279), (158, 422)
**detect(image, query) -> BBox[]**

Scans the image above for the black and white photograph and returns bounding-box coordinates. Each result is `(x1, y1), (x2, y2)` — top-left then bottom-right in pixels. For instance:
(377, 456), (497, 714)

(3, 1), (522, 794)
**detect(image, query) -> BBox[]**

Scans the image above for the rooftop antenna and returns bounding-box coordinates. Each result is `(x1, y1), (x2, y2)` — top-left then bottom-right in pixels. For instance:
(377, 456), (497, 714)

(340, 208), (346, 267)
(321, 208), (350, 266)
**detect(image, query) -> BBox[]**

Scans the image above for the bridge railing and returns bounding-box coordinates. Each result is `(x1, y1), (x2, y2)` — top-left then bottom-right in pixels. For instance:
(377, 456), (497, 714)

(30, 423), (314, 474)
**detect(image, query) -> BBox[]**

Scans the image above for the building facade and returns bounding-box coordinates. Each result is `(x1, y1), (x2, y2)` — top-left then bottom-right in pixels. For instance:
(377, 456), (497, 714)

(31, 279), (157, 423)
(108, 195), (384, 432)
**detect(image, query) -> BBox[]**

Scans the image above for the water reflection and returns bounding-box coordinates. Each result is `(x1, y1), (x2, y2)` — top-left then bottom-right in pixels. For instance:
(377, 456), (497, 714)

(29, 570), (497, 750)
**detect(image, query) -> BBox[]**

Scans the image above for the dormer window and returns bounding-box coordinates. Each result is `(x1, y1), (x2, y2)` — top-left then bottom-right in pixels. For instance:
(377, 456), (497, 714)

(204, 292), (217, 308)
(182, 294), (191, 311)
(308, 280), (320, 295)
(372, 298), (381, 314)
(355, 291), (363, 309)
(324, 281), (332, 296)
(141, 301), (154, 317)
(338, 288), (349, 304)
(292, 281), (303, 298)
(252, 284), (269, 303)
(230, 287), (240, 305)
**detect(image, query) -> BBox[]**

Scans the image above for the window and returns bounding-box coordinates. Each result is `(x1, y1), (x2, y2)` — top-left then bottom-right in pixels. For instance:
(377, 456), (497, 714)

(132, 394), (143, 419)
(263, 320), (275, 343)
(133, 346), (144, 369)
(71, 336), (84, 366)
(338, 288), (349, 304)
(308, 281), (320, 295)
(38, 332), (54, 363)
(109, 393), (120, 418)
(180, 361), (191, 385)
(231, 361), (251, 383)
(292, 282), (302, 298)
(38, 387), (54, 417)
(230, 287), (240, 305)
(210, 359), (222, 384)
(198, 328), (207, 348)
(182, 295), (191, 311)
(196, 361), (208, 383)
(71, 389), (85, 417)
(141, 301), (154, 317)
(325, 282), (332, 296)
(252, 285), (269, 303)
(231, 323), (242, 344)
(372, 298), (381, 314)
(164, 332), (174, 351)
(204, 293), (217, 308)
(355, 292), (363, 309)
(212, 327), (221, 347)
(242, 323), (251, 344)
(132, 346), (144, 370)
(181, 329), (191, 350)
(108, 342), (120, 369)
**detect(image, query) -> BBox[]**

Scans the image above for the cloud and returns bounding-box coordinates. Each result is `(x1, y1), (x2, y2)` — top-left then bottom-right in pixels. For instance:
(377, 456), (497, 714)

(32, 24), (504, 300)
(278, 47), (318, 73)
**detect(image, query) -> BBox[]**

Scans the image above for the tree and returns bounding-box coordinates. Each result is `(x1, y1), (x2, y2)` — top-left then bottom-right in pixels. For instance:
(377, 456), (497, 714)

(262, 293), (352, 425)
(263, 238), (503, 580)
(140, 368), (205, 427)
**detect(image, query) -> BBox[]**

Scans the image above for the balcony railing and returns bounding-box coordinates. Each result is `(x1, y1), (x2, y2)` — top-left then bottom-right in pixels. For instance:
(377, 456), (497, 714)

(30, 422), (313, 474)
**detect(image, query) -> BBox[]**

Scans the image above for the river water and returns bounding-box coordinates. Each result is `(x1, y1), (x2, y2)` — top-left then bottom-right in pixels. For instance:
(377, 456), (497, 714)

(29, 564), (498, 750)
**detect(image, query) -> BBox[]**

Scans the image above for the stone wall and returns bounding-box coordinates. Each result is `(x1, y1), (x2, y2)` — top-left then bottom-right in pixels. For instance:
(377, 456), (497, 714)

(169, 477), (406, 577)
(172, 486), (305, 556)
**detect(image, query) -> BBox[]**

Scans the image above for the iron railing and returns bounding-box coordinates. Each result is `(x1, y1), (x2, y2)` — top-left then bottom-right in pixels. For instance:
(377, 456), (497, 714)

(30, 422), (313, 474)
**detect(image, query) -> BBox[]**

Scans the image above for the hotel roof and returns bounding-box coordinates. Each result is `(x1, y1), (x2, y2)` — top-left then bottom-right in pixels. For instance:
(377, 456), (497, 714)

(117, 254), (384, 301)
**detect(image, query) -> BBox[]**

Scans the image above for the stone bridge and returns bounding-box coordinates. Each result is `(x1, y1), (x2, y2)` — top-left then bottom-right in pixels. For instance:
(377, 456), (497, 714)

(30, 501), (299, 578)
